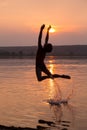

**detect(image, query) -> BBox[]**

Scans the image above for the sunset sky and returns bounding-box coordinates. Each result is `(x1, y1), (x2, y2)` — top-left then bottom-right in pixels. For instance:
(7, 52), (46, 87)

(0, 0), (87, 46)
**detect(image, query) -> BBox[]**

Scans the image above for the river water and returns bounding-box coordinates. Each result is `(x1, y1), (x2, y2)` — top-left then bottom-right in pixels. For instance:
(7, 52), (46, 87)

(0, 58), (87, 130)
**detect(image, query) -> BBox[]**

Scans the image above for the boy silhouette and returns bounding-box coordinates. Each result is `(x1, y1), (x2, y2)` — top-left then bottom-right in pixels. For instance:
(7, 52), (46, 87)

(36, 24), (70, 81)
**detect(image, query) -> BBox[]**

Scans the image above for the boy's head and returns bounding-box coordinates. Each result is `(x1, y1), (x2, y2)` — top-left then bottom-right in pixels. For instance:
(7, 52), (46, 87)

(44, 43), (53, 53)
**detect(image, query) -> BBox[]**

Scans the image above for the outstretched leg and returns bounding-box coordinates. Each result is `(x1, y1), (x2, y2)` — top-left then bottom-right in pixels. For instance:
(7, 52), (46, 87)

(53, 74), (71, 79)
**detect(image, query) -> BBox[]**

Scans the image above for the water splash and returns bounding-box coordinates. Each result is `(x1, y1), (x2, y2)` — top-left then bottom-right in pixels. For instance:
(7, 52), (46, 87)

(49, 78), (74, 104)
(53, 79), (62, 100)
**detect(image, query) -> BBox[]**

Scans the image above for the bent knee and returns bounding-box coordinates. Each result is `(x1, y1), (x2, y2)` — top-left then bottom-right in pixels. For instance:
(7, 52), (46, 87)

(37, 77), (42, 81)
(38, 79), (42, 81)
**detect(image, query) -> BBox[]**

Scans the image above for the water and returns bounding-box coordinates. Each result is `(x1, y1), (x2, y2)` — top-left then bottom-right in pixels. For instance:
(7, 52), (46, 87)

(0, 58), (87, 130)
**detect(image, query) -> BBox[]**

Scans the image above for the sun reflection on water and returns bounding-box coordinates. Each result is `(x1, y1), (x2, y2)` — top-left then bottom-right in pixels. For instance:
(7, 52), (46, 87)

(47, 59), (61, 100)
(48, 60), (55, 99)
(47, 58), (73, 101)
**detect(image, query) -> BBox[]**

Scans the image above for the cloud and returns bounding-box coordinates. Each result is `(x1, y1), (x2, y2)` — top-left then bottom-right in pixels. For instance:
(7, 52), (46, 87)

(50, 31), (87, 45)
(0, 29), (37, 46)
(0, 29), (87, 46)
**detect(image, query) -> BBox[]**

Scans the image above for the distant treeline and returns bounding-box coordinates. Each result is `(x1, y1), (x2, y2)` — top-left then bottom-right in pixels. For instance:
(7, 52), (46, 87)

(0, 45), (87, 58)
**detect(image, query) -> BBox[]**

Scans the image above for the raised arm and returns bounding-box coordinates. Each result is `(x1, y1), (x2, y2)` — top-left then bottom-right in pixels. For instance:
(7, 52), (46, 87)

(38, 24), (45, 48)
(44, 25), (51, 46)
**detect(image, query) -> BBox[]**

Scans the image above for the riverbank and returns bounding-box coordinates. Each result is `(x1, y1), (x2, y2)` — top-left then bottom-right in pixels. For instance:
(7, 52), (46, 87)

(0, 45), (87, 58)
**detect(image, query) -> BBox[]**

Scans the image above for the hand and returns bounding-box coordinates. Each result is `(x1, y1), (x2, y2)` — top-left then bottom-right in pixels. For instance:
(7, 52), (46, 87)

(48, 25), (51, 30)
(41, 24), (45, 30)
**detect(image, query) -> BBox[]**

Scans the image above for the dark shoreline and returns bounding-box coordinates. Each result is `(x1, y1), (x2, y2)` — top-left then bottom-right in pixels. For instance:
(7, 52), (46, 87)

(0, 125), (35, 130)
(0, 56), (87, 59)
(0, 125), (44, 130)
(0, 45), (87, 58)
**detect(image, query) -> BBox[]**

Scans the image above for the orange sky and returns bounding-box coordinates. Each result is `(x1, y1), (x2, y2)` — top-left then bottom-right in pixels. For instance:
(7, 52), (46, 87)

(0, 0), (87, 46)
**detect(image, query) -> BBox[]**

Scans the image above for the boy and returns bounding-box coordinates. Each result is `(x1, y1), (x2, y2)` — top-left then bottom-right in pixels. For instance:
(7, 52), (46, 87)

(36, 24), (70, 81)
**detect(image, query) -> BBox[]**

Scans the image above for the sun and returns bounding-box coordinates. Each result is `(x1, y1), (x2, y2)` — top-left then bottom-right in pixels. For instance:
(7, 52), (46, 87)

(49, 28), (56, 33)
